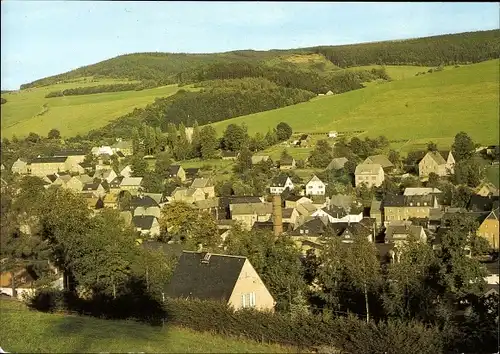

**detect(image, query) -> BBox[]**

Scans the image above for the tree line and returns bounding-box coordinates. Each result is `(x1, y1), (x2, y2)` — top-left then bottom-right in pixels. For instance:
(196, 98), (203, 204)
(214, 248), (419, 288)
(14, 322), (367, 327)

(311, 29), (500, 67)
(45, 81), (158, 98)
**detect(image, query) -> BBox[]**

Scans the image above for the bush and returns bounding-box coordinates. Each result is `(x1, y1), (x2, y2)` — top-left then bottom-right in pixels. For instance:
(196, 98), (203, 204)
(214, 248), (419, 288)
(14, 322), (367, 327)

(162, 298), (444, 352)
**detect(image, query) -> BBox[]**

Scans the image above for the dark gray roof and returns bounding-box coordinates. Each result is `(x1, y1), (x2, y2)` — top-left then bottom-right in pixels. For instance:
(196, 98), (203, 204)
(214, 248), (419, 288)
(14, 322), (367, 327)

(322, 205), (348, 219)
(221, 196), (262, 208)
(285, 195), (302, 202)
(109, 176), (124, 188)
(168, 165), (181, 176)
(185, 168), (200, 178)
(46, 174), (58, 183)
(164, 251), (246, 302)
(82, 183), (101, 191)
(482, 261), (499, 276)
(290, 217), (328, 236)
(132, 215), (156, 230)
(53, 150), (86, 157)
(271, 175), (290, 187)
(468, 195), (499, 212)
(252, 221), (293, 232)
(30, 156), (67, 164)
(384, 194), (435, 207)
(130, 195), (159, 209)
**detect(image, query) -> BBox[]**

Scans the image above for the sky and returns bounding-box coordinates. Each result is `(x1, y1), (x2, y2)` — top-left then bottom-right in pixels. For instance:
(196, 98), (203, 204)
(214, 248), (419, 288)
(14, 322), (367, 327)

(1, 1), (498, 90)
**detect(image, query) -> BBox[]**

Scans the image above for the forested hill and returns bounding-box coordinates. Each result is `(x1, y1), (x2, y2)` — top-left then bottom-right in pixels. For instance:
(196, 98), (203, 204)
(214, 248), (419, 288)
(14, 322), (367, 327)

(310, 30), (500, 67)
(20, 29), (499, 89)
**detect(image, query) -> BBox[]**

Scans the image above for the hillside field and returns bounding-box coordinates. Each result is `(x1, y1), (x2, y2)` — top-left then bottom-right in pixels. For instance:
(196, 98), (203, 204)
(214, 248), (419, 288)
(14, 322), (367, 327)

(0, 79), (182, 139)
(210, 60), (499, 152)
(0, 299), (295, 353)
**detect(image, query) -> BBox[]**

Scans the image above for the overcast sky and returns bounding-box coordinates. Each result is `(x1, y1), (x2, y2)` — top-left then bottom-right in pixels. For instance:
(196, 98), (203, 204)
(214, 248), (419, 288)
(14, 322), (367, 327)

(1, 1), (498, 90)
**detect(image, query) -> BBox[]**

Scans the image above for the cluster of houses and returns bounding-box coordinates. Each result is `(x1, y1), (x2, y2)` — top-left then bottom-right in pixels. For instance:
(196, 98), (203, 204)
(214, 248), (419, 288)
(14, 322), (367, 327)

(2, 140), (499, 312)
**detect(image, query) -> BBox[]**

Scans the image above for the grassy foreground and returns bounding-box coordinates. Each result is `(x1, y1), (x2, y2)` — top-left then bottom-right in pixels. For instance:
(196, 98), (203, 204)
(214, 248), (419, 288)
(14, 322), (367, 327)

(0, 79), (182, 139)
(0, 299), (296, 353)
(210, 60), (499, 150)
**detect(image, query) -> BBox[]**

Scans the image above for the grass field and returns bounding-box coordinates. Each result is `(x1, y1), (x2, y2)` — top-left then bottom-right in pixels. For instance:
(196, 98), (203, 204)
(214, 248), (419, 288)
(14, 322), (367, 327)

(0, 299), (295, 353)
(0, 79), (183, 139)
(210, 60), (499, 151)
(486, 165), (500, 188)
(346, 64), (452, 81)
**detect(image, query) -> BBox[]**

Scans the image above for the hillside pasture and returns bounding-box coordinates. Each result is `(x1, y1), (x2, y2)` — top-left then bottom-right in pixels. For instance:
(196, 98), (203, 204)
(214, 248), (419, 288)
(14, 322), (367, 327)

(0, 80), (182, 139)
(210, 60), (499, 152)
(0, 299), (294, 353)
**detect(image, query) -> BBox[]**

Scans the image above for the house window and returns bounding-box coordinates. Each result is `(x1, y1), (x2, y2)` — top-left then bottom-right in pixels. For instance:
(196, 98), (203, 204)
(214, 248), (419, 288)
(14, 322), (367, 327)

(305, 229), (309, 234)
(242, 293), (256, 308)
(424, 202), (427, 206)
(300, 229), (304, 234)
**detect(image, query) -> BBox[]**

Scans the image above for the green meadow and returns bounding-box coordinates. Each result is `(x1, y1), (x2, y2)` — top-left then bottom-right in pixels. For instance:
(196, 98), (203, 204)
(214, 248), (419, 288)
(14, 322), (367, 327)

(0, 299), (295, 353)
(0, 79), (181, 139)
(210, 60), (499, 151)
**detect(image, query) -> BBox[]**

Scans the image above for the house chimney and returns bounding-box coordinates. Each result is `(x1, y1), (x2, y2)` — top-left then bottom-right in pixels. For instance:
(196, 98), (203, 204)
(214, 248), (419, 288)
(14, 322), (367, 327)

(272, 195), (283, 236)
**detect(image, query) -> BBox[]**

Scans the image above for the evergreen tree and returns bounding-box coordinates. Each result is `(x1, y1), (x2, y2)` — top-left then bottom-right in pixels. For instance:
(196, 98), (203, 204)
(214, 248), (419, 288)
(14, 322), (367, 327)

(199, 126), (219, 159)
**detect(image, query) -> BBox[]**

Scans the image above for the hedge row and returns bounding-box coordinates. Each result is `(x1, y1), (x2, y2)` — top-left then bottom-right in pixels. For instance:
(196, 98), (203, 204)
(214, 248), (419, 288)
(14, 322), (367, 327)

(27, 289), (443, 353)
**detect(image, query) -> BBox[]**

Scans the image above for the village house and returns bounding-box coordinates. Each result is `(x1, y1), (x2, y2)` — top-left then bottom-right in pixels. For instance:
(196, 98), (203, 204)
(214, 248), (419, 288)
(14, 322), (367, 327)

(103, 193), (119, 209)
(355, 163), (385, 188)
(326, 157), (348, 171)
(171, 187), (206, 204)
(53, 149), (86, 164)
(81, 182), (106, 198)
(305, 175), (326, 196)
(165, 251), (275, 312)
(192, 198), (220, 219)
(295, 201), (319, 218)
(284, 195), (313, 209)
(167, 165), (186, 182)
(468, 194), (499, 213)
(131, 195), (161, 218)
(52, 174), (72, 187)
(190, 178), (215, 199)
(403, 187), (443, 197)
(120, 165), (132, 178)
(184, 167), (201, 181)
(132, 215), (161, 238)
(475, 181), (500, 197)
(418, 150), (455, 178)
(109, 176), (124, 194)
(328, 131), (338, 138)
(120, 177), (143, 195)
(94, 168), (117, 184)
(477, 208), (499, 250)
(270, 175), (294, 195)
(312, 204), (363, 224)
(91, 145), (114, 156)
(281, 208), (300, 228)
(11, 158), (29, 174)
(28, 156), (68, 176)
(383, 194), (439, 224)
(385, 221), (427, 247)
(111, 139), (133, 156)
(279, 156), (296, 170)
(289, 217), (329, 253)
(230, 203), (273, 230)
(363, 154), (394, 172)
(62, 176), (84, 192)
